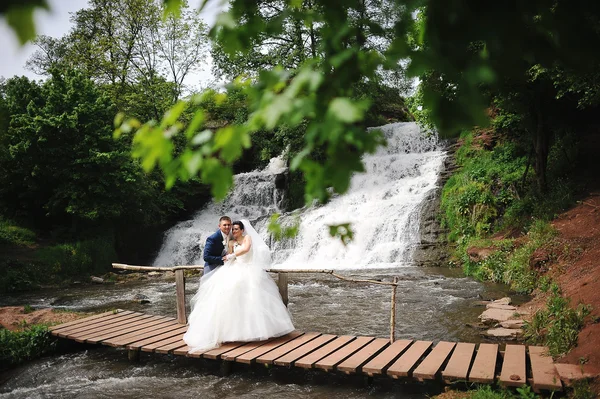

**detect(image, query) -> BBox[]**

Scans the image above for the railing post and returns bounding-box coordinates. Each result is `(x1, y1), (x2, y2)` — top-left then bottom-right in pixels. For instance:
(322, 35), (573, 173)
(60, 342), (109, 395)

(390, 277), (398, 343)
(175, 269), (187, 324)
(278, 272), (289, 307)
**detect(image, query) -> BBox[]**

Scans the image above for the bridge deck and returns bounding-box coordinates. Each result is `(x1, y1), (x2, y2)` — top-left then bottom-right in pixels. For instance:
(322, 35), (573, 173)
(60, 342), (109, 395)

(49, 310), (563, 392)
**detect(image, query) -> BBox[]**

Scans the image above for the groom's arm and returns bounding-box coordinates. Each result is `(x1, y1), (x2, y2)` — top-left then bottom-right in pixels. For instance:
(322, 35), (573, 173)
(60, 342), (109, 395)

(203, 235), (224, 265)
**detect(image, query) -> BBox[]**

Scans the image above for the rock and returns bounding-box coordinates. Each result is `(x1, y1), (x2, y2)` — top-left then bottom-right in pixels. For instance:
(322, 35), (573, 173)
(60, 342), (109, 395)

(484, 327), (523, 339)
(485, 303), (517, 311)
(467, 246), (496, 262)
(492, 297), (512, 305)
(479, 308), (519, 324)
(91, 276), (104, 284)
(132, 294), (151, 304)
(530, 248), (551, 272)
(500, 319), (526, 329)
(148, 272), (162, 277)
(466, 322), (488, 330)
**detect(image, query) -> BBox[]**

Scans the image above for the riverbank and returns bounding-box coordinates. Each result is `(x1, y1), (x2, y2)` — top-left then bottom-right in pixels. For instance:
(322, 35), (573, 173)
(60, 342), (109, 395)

(0, 306), (89, 331)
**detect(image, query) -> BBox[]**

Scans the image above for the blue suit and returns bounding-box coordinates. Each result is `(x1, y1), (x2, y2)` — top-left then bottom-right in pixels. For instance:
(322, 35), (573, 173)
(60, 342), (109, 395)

(203, 230), (226, 274)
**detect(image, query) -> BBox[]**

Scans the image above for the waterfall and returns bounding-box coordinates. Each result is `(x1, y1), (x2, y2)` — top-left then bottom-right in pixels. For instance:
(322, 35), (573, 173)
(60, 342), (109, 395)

(153, 122), (445, 270)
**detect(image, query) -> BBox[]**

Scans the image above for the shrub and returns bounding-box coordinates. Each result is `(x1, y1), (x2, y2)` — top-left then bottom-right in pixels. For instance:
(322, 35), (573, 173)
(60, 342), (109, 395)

(524, 283), (592, 357)
(0, 325), (56, 369)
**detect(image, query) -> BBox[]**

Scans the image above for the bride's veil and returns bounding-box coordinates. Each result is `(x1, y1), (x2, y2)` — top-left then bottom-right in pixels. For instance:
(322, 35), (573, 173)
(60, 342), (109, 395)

(241, 218), (272, 269)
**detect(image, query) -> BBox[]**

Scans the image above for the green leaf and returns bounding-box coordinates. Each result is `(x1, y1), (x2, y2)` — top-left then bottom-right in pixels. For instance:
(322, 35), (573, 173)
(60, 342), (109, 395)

(327, 98), (364, 123)
(5, 2), (48, 45)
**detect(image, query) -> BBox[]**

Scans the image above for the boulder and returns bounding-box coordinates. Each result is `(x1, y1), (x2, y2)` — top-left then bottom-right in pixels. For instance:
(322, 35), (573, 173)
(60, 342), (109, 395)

(484, 327), (523, 339)
(90, 276), (104, 284)
(485, 303), (517, 311)
(492, 297), (512, 305)
(132, 294), (151, 304)
(467, 246), (496, 262)
(500, 319), (526, 329)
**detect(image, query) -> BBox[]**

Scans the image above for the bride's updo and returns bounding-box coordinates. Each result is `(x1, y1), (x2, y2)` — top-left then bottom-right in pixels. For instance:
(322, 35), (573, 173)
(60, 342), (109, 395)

(232, 220), (245, 231)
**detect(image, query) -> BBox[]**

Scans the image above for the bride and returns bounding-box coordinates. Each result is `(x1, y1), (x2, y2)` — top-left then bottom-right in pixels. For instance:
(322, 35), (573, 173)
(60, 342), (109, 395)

(183, 219), (295, 352)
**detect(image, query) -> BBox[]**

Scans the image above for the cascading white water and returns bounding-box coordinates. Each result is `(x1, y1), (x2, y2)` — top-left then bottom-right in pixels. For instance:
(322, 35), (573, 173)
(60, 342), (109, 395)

(152, 156), (287, 266)
(153, 122), (445, 270)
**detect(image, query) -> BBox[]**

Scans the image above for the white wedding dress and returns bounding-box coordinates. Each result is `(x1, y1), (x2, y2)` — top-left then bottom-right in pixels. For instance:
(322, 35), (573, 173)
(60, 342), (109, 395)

(183, 222), (294, 352)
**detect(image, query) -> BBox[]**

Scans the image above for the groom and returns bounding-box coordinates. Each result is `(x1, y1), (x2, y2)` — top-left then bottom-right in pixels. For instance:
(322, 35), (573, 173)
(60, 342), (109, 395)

(203, 216), (232, 274)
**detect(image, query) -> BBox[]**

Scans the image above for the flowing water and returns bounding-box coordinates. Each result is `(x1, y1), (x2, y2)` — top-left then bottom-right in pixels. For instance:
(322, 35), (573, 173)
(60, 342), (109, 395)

(0, 123), (523, 398)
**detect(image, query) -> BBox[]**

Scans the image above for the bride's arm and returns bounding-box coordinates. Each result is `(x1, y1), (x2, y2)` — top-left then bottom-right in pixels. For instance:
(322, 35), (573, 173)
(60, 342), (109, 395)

(228, 240), (235, 254)
(233, 235), (252, 256)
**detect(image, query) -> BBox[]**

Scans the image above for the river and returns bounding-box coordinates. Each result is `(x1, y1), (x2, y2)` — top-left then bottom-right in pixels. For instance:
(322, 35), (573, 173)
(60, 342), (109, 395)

(0, 122), (524, 398)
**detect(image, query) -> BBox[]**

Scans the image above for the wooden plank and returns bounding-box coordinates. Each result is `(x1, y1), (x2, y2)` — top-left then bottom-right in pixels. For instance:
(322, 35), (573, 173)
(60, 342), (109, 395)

(84, 317), (174, 344)
(173, 345), (191, 356)
(234, 332), (304, 364)
(55, 311), (139, 337)
(468, 343), (498, 384)
(362, 339), (412, 376)
(155, 339), (188, 354)
(295, 336), (355, 369)
(203, 342), (248, 359)
(67, 314), (156, 341)
(141, 333), (187, 353)
(273, 334), (337, 367)
(442, 342), (476, 382)
(49, 310), (123, 332)
(221, 338), (279, 362)
(126, 326), (188, 350)
(387, 340), (433, 378)
(529, 346), (562, 392)
(256, 333), (321, 364)
(314, 336), (375, 371)
(413, 341), (456, 380)
(499, 344), (527, 387)
(106, 322), (184, 347)
(337, 338), (389, 374)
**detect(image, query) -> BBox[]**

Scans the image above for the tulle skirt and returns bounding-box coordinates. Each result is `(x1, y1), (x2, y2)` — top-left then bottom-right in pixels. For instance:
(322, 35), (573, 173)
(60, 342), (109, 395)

(183, 262), (295, 352)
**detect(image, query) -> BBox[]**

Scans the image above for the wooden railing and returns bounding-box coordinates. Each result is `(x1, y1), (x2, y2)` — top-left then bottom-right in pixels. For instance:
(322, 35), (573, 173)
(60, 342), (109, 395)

(111, 263), (400, 343)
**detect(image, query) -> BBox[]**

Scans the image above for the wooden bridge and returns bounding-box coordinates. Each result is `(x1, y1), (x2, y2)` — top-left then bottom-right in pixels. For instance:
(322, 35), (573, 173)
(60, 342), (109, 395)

(49, 309), (570, 393)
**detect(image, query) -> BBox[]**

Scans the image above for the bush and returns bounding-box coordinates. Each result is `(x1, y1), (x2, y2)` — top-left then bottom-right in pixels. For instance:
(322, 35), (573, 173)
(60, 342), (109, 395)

(0, 218), (36, 247)
(0, 325), (57, 369)
(35, 235), (117, 277)
(524, 283), (592, 357)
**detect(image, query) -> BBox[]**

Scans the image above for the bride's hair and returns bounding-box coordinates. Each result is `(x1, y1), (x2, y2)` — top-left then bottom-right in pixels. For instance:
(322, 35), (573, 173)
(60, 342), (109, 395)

(232, 220), (245, 231)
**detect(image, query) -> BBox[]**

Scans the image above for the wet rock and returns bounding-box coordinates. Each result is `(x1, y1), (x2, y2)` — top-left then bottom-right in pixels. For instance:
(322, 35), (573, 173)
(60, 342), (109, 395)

(148, 271), (162, 277)
(500, 319), (525, 329)
(492, 297), (512, 305)
(466, 322), (488, 330)
(483, 327), (523, 339)
(485, 303), (517, 311)
(90, 276), (104, 284)
(480, 308), (519, 324)
(132, 294), (151, 304)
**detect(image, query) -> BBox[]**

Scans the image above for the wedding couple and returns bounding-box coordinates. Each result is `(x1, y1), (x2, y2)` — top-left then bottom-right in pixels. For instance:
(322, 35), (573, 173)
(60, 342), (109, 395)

(183, 216), (294, 352)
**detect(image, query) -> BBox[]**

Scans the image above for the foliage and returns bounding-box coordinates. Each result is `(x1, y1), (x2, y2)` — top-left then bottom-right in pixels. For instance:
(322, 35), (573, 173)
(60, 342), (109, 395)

(35, 236), (118, 277)
(0, 324), (56, 369)
(524, 283), (592, 357)
(440, 126), (578, 292)
(0, 217), (36, 247)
